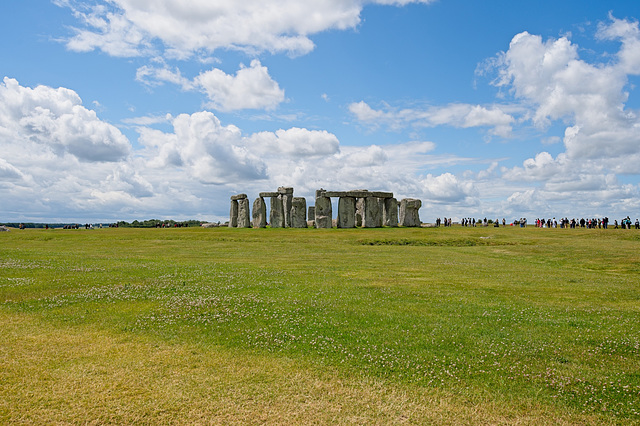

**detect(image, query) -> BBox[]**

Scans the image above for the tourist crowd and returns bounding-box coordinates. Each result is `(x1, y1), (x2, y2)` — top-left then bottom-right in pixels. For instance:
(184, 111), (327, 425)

(435, 216), (640, 229)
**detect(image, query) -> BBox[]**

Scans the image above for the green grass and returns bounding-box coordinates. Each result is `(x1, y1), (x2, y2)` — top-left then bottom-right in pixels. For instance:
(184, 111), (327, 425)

(1, 226), (639, 424)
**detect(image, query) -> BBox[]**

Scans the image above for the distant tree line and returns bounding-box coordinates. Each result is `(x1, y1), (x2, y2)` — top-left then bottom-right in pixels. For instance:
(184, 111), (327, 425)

(1, 220), (204, 229)
(115, 219), (203, 228)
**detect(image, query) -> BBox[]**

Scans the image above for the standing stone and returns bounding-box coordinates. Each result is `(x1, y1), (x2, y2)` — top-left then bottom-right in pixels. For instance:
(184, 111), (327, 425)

(400, 198), (422, 227)
(229, 194), (247, 228)
(278, 187), (294, 228)
(291, 197), (307, 228)
(252, 197), (267, 228)
(229, 200), (238, 228)
(307, 206), (316, 228)
(314, 189), (332, 229)
(383, 197), (398, 227)
(337, 197), (356, 228)
(355, 198), (365, 227)
(269, 196), (285, 228)
(362, 197), (383, 228)
(237, 198), (251, 228)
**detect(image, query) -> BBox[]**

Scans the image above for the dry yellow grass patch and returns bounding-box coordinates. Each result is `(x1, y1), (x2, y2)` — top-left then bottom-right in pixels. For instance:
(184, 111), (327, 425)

(1, 310), (600, 425)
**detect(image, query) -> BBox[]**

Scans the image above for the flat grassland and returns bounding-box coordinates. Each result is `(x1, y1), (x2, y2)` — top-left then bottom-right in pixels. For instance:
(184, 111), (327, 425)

(1, 226), (639, 424)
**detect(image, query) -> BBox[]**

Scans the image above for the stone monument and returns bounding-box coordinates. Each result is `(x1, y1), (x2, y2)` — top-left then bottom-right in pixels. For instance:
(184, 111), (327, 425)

(399, 198), (421, 227)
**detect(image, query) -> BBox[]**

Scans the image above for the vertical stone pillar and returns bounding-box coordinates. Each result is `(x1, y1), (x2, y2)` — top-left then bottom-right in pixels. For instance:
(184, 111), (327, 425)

(278, 187), (294, 228)
(314, 189), (332, 229)
(383, 197), (398, 227)
(252, 197), (267, 228)
(362, 197), (383, 228)
(229, 200), (238, 228)
(308, 206), (315, 221)
(355, 198), (364, 227)
(291, 197), (307, 228)
(399, 198), (422, 227)
(229, 194), (248, 227)
(269, 196), (285, 228)
(337, 197), (356, 228)
(237, 198), (251, 228)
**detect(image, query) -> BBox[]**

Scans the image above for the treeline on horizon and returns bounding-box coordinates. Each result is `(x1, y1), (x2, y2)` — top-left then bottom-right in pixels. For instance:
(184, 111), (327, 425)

(1, 219), (205, 229)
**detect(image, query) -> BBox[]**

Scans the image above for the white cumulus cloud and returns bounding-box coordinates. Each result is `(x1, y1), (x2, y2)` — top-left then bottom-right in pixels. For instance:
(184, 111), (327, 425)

(0, 158), (26, 181)
(419, 173), (477, 204)
(0, 77), (131, 162)
(195, 60), (285, 111)
(139, 111), (268, 184)
(57, 0), (435, 58)
(491, 16), (640, 161)
(349, 101), (514, 137)
(248, 128), (340, 158)
(136, 60), (285, 111)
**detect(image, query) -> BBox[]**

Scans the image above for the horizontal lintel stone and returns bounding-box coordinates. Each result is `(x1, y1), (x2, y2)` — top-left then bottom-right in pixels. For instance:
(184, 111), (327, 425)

(277, 186), (294, 194)
(323, 191), (393, 199)
(259, 192), (279, 197)
(230, 193), (248, 200)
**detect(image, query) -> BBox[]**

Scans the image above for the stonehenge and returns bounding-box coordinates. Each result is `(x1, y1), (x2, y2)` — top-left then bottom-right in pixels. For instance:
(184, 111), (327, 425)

(252, 197), (266, 228)
(337, 196), (356, 228)
(228, 193), (245, 228)
(384, 197), (399, 227)
(229, 188), (421, 229)
(264, 192), (285, 228)
(229, 188), (306, 229)
(279, 187), (294, 228)
(399, 198), (422, 227)
(316, 189), (411, 229)
(237, 198), (251, 228)
(291, 197), (308, 228)
(314, 189), (333, 229)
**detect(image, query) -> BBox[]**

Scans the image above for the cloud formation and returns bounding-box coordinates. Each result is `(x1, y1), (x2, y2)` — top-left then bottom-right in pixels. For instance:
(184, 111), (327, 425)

(139, 111), (268, 184)
(0, 77), (475, 221)
(5, 9), (640, 223)
(492, 16), (640, 162)
(349, 101), (515, 137)
(137, 60), (285, 111)
(58, 0), (435, 58)
(0, 77), (131, 162)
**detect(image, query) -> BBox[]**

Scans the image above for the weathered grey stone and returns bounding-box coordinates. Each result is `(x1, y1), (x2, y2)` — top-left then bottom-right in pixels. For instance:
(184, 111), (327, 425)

(362, 197), (383, 228)
(278, 187), (294, 228)
(308, 206), (315, 221)
(383, 197), (398, 227)
(230, 193), (248, 201)
(337, 197), (356, 228)
(252, 197), (267, 228)
(229, 199), (238, 228)
(290, 197), (307, 228)
(324, 190), (393, 199)
(314, 191), (332, 229)
(277, 186), (294, 195)
(399, 198), (422, 227)
(355, 197), (365, 227)
(237, 198), (251, 228)
(201, 222), (220, 228)
(259, 192), (279, 197)
(269, 196), (285, 228)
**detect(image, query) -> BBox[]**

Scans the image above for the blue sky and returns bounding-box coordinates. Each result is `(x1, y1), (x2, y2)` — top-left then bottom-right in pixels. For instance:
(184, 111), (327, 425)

(1, 0), (639, 223)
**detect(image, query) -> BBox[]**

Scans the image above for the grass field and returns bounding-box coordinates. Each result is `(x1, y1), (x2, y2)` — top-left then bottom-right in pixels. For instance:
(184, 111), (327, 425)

(1, 225), (639, 424)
